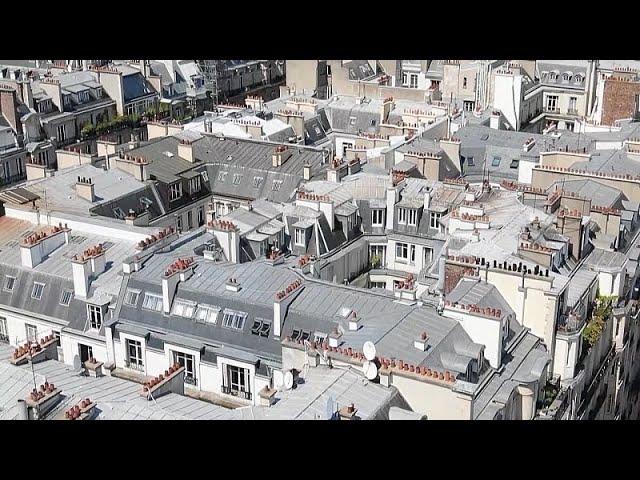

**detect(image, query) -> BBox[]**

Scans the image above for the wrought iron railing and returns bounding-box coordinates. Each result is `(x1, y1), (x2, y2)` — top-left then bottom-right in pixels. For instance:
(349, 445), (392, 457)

(0, 333), (9, 343)
(125, 359), (144, 372)
(221, 384), (252, 401)
(184, 375), (198, 386)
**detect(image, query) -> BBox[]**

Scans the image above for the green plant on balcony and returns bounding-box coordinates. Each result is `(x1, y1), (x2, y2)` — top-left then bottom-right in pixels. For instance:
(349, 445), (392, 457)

(370, 254), (381, 269)
(80, 123), (96, 140)
(582, 296), (615, 347)
(542, 382), (559, 408)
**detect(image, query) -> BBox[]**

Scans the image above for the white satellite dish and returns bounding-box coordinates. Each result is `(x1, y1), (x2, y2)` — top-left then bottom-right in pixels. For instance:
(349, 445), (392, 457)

(362, 360), (378, 380)
(363, 341), (376, 361)
(283, 370), (294, 390)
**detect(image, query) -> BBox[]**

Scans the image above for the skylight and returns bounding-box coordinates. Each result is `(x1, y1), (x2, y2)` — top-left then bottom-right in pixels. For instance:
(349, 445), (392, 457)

(491, 156), (502, 167)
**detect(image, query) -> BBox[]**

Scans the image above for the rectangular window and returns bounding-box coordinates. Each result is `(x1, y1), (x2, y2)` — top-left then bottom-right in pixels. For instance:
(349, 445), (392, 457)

(59, 290), (73, 307)
(31, 282), (45, 300)
(510, 159), (519, 169)
(568, 97), (577, 113)
(56, 124), (66, 142)
(546, 95), (558, 112)
(314, 332), (327, 344)
(491, 156), (502, 167)
(142, 293), (163, 312)
(253, 176), (264, 188)
(217, 171), (227, 182)
(4, 276), (16, 293)
(251, 318), (272, 337)
(408, 209), (417, 226)
(371, 209), (384, 227)
(398, 207), (407, 224)
(402, 72), (408, 86)
(410, 245), (416, 264)
(195, 305), (219, 324)
(25, 323), (37, 343)
(189, 176), (201, 194)
(172, 351), (196, 384)
(430, 212), (441, 229)
(0, 317), (8, 343)
(172, 299), (196, 318)
(463, 77), (468, 88)
(294, 228), (305, 246)
(169, 182), (183, 201)
(396, 242), (409, 261)
(88, 305), (103, 330)
(222, 309), (247, 330)
(423, 247), (434, 264)
(467, 156), (475, 167)
(126, 339), (143, 370)
(272, 180), (283, 191)
(232, 174), (243, 185)
(410, 74), (418, 88)
(124, 289), (141, 306)
(224, 364), (250, 399)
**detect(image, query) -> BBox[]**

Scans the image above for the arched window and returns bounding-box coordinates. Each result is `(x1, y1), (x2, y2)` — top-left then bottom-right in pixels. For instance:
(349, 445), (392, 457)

(575, 74), (584, 84)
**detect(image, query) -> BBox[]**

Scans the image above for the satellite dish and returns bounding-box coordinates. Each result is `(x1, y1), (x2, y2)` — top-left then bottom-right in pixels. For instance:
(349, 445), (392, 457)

(362, 360), (378, 380)
(363, 341), (376, 361)
(72, 355), (81, 371)
(283, 370), (294, 390)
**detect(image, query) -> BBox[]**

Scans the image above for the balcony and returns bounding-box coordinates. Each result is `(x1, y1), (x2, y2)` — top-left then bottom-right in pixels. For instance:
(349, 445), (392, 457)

(221, 384), (252, 401)
(557, 314), (584, 334)
(124, 359), (144, 372)
(0, 172), (27, 188)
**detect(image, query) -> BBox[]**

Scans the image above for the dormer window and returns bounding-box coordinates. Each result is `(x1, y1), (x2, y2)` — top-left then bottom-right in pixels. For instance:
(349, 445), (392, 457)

(124, 289), (140, 306)
(3, 275), (16, 293)
(575, 74), (584, 84)
(87, 304), (103, 330)
(408, 209), (417, 226)
(172, 299), (196, 318)
(142, 292), (163, 312)
(59, 290), (73, 307)
(562, 73), (572, 82)
(169, 182), (183, 201)
(294, 228), (305, 246)
(31, 282), (45, 300)
(430, 212), (441, 229)
(222, 309), (247, 330)
(189, 176), (201, 194)
(371, 209), (385, 227)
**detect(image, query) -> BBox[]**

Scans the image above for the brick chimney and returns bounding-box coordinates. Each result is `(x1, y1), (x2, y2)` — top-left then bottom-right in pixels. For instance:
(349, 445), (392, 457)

(71, 244), (106, 298)
(0, 85), (22, 135)
(273, 279), (304, 338)
(76, 176), (95, 202)
(207, 220), (240, 263)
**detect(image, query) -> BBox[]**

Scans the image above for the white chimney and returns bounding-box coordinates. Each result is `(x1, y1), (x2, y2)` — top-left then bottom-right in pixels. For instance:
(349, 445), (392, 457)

(303, 163), (311, 181)
(76, 176), (95, 202)
(20, 225), (70, 269)
(273, 280), (304, 338)
(161, 258), (195, 314)
(490, 112), (501, 130)
(208, 221), (240, 263)
(177, 140), (195, 163)
(424, 189), (431, 211)
(72, 257), (92, 298)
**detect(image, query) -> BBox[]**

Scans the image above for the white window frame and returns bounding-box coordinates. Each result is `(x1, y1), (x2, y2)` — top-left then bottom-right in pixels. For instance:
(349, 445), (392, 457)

(408, 209), (417, 226)
(88, 305), (103, 330)
(172, 299), (196, 318)
(59, 290), (73, 307)
(371, 209), (384, 227)
(172, 350), (195, 382)
(195, 305), (219, 324)
(142, 293), (163, 312)
(25, 323), (38, 343)
(294, 228), (305, 246)
(189, 176), (201, 194)
(410, 74), (418, 89)
(4, 275), (16, 293)
(222, 309), (247, 330)
(31, 282), (45, 300)
(396, 242), (409, 261)
(430, 212), (441, 229)
(169, 182), (183, 202)
(126, 338), (144, 368)
(124, 289), (141, 306)
(398, 207), (407, 225)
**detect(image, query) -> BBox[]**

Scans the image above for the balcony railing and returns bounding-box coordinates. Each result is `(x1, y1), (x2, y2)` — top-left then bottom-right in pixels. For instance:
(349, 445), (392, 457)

(556, 314), (584, 334)
(124, 359), (144, 372)
(567, 107), (579, 115)
(221, 384), (252, 401)
(0, 172), (27, 188)
(544, 106), (560, 114)
(184, 375), (198, 386)
(0, 333), (9, 343)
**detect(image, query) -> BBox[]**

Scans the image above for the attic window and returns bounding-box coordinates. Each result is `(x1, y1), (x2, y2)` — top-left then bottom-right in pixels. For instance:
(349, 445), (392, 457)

(60, 290), (73, 307)
(272, 180), (283, 191)
(481, 134), (489, 141)
(201, 170), (209, 182)
(232, 174), (243, 185)
(142, 292), (163, 312)
(467, 156), (475, 167)
(491, 156), (502, 167)
(291, 329), (311, 342)
(31, 282), (45, 300)
(349, 116), (357, 126)
(371, 119), (376, 126)
(253, 176), (264, 188)
(314, 332), (327, 344)
(172, 299), (196, 318)
(195, 305), (219, 324)
(251, 318), (271, 337)
(510, 159), (519, 169)
(3, 276), (16, 293)
(124, 289), (140, 306)
(218, 172), (228, 182)
(113, 207), (126, 219)
(222, 309), (247, 330)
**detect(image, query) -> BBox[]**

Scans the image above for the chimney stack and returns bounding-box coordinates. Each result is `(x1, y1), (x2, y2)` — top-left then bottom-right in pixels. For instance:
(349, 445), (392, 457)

(20, 224), (70, 269)
(76, 176), (95, 202)
(303, 163), (312, 181)
(177, 139), (195, 163)
(0, 85), (22, 136)
(161, 258), (195, 314)
(71, 244), (105, 298)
